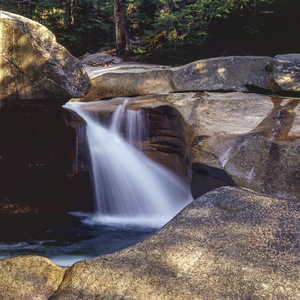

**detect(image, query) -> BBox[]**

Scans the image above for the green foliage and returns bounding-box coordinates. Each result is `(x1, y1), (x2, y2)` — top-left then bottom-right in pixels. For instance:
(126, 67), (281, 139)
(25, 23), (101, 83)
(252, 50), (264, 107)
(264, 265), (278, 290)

(138, 0), (278, 63)
(0, 0), (297, 64)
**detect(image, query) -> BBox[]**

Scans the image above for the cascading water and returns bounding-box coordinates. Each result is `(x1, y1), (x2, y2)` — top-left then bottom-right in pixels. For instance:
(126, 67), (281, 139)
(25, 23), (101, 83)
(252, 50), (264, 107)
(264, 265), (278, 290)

(65, 100), (192, 228)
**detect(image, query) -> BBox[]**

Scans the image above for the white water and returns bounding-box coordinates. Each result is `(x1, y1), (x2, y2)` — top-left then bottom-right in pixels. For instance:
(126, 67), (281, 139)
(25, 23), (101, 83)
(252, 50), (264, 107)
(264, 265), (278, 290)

(65, 101), (192, 228)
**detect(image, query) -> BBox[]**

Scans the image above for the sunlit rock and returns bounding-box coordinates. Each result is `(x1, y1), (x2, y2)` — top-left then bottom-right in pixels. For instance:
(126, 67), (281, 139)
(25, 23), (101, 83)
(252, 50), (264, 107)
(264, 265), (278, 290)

(74, 54), (300, 101)
(75, 56), (275, 101)
(0, 255), (66, 300)
(0, 11), (90, 106)
(73, 63), (173, 101)
(172, 56), (273, 93)
(50, 187), (300, 299)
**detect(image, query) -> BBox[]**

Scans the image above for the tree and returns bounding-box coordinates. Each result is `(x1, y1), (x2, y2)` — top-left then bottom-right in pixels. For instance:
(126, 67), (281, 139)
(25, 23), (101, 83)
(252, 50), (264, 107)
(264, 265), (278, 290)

(114, 0), (132, 57)
(139, 0), (278, 64)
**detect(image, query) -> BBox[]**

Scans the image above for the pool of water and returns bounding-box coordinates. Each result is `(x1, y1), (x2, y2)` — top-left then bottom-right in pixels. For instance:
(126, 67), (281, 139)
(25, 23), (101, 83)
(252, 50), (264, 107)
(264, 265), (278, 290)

(0, 213), (156, 266)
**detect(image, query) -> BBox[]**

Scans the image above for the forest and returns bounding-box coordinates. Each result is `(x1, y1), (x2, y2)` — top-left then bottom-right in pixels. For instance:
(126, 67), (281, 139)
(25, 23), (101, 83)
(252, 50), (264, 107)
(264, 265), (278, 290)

(1, 0), (300, 64)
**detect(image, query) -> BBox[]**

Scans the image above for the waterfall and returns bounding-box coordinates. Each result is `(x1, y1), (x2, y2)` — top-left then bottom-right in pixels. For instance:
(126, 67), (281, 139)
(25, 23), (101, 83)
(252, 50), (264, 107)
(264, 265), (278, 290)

(65, 101), (192, 227)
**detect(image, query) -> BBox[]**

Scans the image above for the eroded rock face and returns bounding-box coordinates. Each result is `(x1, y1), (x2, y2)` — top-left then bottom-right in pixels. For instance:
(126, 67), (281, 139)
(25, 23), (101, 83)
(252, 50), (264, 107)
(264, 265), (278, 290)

(82, 92), (300, 200)
(0, 255), (66, 300)
(163, 92), (300, 200)
(71, 97), (190, 178)
(50, 187), (300, 299)
(0, 11), (90, 105)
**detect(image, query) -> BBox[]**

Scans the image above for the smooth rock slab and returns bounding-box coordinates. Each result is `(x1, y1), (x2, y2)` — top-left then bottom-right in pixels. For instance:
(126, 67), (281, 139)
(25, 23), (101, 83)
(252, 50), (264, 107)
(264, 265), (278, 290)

(50, 187), (300, 299)
(0, 11), (90, 105)
(75, 56), (276, 101)
(0, 255), (66, 300)
(75, 63), (173, 101)
(172, 56), (273, 93)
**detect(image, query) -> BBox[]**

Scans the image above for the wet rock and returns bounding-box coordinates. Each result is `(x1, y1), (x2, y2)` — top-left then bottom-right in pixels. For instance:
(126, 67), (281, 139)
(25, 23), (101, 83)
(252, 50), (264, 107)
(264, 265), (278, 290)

(71, 98), (189, 178)
(0, 255), (66, 300)
(0, 11), (90, 106)
(50, 187), (300, 299)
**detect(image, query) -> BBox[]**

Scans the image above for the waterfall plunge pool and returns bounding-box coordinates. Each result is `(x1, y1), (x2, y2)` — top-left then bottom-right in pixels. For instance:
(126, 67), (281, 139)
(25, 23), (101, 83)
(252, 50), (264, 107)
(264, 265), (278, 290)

(0, 100), (193, 266)
(0, 213), (156, 266)
(0, 100), (232, 266)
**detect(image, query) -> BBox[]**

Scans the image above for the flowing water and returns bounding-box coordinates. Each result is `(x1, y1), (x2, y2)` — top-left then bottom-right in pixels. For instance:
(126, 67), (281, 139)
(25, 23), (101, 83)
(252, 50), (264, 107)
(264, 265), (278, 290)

(0, 100), (192, 266)
(66, 100), (192, 227)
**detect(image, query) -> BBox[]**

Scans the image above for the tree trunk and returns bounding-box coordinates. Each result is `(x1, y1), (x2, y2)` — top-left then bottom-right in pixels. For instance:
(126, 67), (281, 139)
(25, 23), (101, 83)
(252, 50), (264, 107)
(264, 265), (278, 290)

(114, 0), (131, 57)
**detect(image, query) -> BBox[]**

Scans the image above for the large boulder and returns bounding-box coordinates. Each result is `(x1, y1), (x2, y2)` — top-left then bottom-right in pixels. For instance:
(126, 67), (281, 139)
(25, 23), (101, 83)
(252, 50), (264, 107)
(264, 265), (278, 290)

(0, 11), (93, 214)
(172, 56), (273, 93)
(0, 11), (90, 106)
(49, 187), (300, 299)
(0, 255), (66, 300)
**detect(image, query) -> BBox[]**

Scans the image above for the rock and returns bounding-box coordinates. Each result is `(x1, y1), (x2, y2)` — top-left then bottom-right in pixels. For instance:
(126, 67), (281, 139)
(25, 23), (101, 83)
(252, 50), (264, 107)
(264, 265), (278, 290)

(267, 53), (300, 94)
(0, 255), (66, 300)
(73, 63), (173, 101)
(81, 53), (123, 67)
(0, 11), (90, 106)
(81, 92), (300, 200)
(74, 54), (300, 101)
(75, 56), (276, 101)
(50, 187), (300, 299)
(162, 92), (300, 200)
(172, 56), (273, 93)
